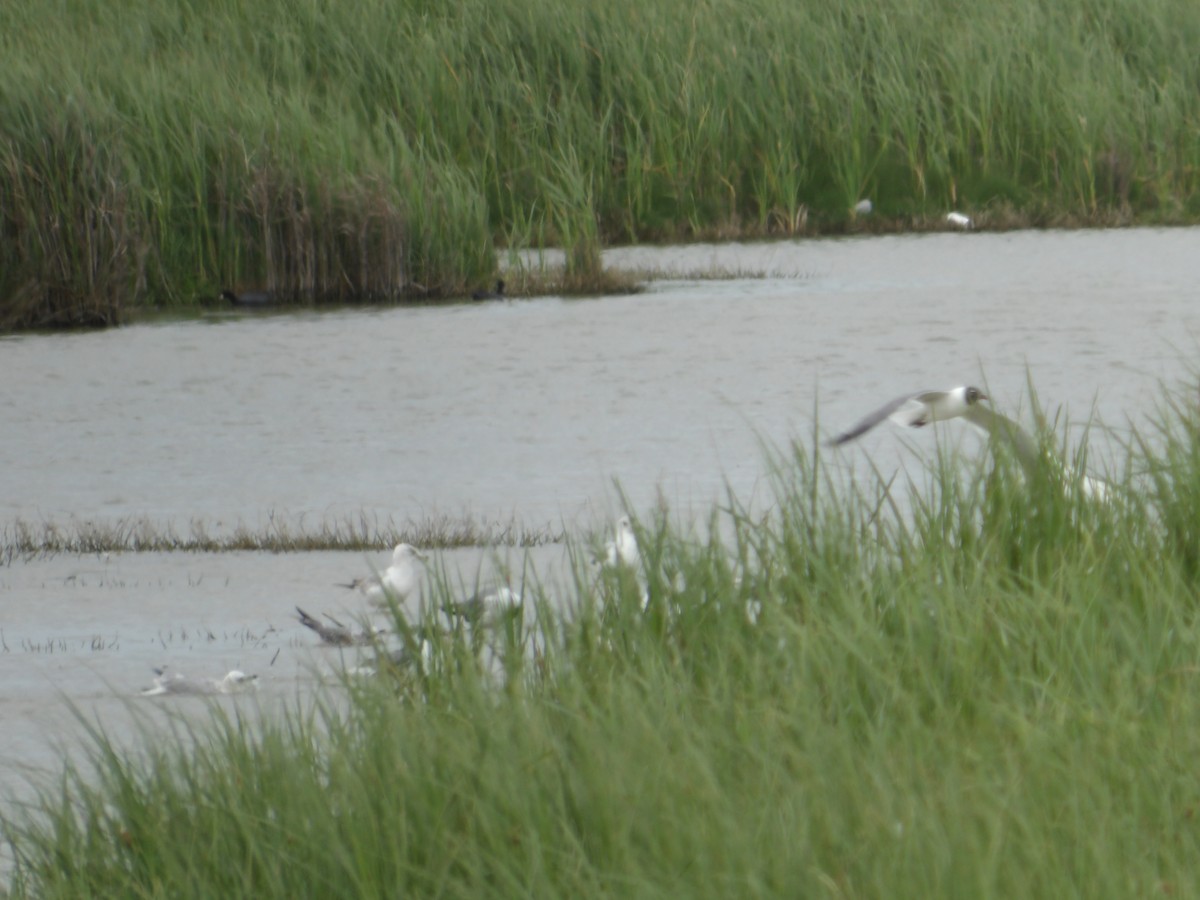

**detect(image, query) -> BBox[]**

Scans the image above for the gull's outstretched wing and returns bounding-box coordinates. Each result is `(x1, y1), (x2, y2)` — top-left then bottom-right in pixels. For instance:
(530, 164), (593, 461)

(827, 390), (947, 446)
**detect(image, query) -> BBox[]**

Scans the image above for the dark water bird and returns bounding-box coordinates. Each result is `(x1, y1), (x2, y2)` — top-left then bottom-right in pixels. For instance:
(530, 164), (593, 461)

(220, 289), (278, 308)
(296, 606), (385, 646)
(471, 279), (505, 301)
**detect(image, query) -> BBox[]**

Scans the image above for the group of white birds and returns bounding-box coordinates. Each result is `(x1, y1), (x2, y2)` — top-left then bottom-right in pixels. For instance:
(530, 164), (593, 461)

(146, 385), (1086, 696)
(141, 539), (542, 695)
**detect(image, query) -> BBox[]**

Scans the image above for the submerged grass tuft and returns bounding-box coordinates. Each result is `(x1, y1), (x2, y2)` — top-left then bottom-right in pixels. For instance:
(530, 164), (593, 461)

(0, 513), (566, 564)
(9, 382), (1200, 895)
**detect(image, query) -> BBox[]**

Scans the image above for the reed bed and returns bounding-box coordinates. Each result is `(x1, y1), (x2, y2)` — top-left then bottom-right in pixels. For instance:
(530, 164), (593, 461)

(2, 0), (1199, 327)
(7, 384), (1200, 897)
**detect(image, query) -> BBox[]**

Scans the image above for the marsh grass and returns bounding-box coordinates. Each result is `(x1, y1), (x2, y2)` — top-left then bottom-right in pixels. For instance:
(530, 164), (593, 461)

(3, 0), (1200, 327)
(9, 385), (1200, 896)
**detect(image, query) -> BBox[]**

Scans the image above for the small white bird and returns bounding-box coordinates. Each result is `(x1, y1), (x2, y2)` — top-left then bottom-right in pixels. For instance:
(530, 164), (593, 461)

(296, 606), (385, 646)
(596, 515), (649, 609)
(946, 211), (973, 229)
(852, 198), (873, 217)
(142, 667), (258, 696)
(341, 543), (427, 606)
(602, 516), (641, 570)
(828, 385), (1111, 501)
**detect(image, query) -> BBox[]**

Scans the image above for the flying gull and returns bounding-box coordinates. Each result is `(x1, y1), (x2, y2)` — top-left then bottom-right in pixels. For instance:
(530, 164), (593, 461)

(828, 385), (1110, 501)
(341, 543), (427, 607)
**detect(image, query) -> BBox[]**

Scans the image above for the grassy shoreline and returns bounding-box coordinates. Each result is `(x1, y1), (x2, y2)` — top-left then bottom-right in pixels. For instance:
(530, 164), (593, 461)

(2, 0), (1199, 329)
(7, 387), (1200, 895)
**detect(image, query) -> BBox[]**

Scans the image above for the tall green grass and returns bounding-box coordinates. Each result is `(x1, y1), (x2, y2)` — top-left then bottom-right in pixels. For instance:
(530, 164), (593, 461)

(8, 386), (1200, 897)
(2, 0), (1200, 327)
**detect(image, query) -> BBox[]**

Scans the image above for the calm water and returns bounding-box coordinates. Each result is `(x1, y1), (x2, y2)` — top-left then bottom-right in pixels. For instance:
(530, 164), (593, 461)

(1, 227), (1198, 871)
(4, 227), (1196, 536)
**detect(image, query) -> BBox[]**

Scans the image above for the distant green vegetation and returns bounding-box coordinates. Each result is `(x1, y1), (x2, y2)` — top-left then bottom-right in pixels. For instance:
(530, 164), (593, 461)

(9, 385), (1200, 896)
(2, 0), (1199, 327)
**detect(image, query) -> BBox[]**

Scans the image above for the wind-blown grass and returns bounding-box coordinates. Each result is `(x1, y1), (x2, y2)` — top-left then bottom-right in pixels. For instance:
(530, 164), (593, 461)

(7, 384), (1200, 897)
(2, 0), (1200, 328)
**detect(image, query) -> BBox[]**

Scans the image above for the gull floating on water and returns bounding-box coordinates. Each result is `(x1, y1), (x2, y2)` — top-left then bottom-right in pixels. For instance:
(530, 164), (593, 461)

(142, 667), (259, 696)
(296, 606), (385, 646)
(341, 543), (426, 606)
(828, 385), (1110, 501)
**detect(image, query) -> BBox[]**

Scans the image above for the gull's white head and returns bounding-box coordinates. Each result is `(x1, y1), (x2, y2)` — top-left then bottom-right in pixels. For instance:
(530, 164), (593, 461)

(219, 670), (258, 692)
(392, 543), (427, 565)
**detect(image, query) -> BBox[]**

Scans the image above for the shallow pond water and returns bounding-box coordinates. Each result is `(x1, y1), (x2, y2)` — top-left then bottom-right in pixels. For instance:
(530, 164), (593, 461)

(4, 227), (1197, 537)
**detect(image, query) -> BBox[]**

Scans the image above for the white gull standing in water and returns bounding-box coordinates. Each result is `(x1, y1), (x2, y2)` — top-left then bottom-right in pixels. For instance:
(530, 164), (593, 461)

(141, 667), (258, 696)
(827, 385), (1110, 501)
(341, 543), (427, 607)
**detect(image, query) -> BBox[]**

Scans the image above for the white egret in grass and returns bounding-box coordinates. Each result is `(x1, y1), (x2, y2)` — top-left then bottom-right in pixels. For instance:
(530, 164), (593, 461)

(595, 515), (650, 609)
(946, 211), (973, 229)
(602, 516), (641, 570)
